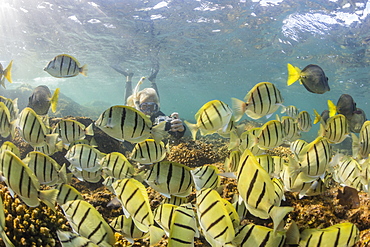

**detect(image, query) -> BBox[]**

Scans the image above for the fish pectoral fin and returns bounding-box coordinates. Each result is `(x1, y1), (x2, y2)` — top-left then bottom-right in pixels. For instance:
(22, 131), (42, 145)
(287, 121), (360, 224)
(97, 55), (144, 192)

(149, 225), (164, 246)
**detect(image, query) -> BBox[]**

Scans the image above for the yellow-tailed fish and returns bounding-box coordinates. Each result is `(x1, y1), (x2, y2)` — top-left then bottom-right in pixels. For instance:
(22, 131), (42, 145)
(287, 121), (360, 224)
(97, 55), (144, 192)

(16, 107), (59, 147)
(0, 60), (13, 88)
(27, 86), (60, 115)
(69, 165), (102, 183)
(145, 161), (193, 198)
(332, 155), (363, 191)
(348, 108), (366, 133)
(232, 223), (286, 247)
(44, 54), (87, 78)
(0, 150), (58, 209)
(100, 152), (135, 179)
(297, 110), (312, 132)
(57, 230), (98, 247)
(281, 105), (299, 119)
(61, 200), (115, 247)
(232, 82), (284, 121)
(237, 149), (293, 231)
(352, 121), (370, 159)
(196, 188), (235, 246)
(290, 139), (308, 158)
(191, 165), (220, 191)
(280, 116), (300, 142)
(112, 178), (164, 246)
(0, 102), (15, 139)
(299, 222), (359, 247)
(130, 139), (169, 165)
(255, 120), (285, 150)
(318, 114), (349, 144)
(0, 96), (18, 121)
(95, 105), (165, 143)
(224, 150), (241, 173)
(53, 119), (94, 144)
(0, 195), (15, 247)
(0, 141), (20, 157)
(328, 94), (359, 119)
(154, 203), (178, 236)
(23, 151), (68, 185)
(65, 144), (105, 172)
(55, 183), (84, 205)
(168, 203), (199, 247)
(184, 100), (233, 140)
(287, 63), (329, 94)
(109, 215), (149, 244)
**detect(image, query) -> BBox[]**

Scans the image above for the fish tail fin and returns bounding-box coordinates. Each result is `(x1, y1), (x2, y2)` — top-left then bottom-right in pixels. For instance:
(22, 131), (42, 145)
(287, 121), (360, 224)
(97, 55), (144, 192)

(80, 64), (88, 76)
(1, 232), (15, 247)
(269, 206), (294, 232)
(59, 163), (69, 184)
(151, 121), (166, 142)
(286, 63), (301, 86)
(285, 220), (300, 245)
(85, 123), (94, 136)
(313, 109), (321, 124)
(184, 120), (198, 140)
(3, 60), (13, 84)
(55, 140), (64, 152)
(228, 130), (240, 151)
(50, 88), (60, 113)
(45, 133), (59, 147)
(149, 225), (164, 246)
(231, 97), (246, 122)
(39, 189), (58, 211)
(327, 100), (337, 117)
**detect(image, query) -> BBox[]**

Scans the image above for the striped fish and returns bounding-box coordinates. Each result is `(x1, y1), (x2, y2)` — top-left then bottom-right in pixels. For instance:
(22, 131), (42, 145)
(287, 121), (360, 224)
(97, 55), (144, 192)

(318, 114), (349, 144)
(290, 139), (308, 158)
(145, 161), (193, 198)
(272, 156), (285, 178)
(232, 194), (248, 221)
(95, 105), (165, 143)
(55, 183), (84, 205)
(255, 120), (285, 150)
(224, 150), (241, 173)
(256, 154), (275, 175)
(0, 150), (58, 209)
(272, 178), (285, 206)
(196, 188), (235, 246)
(57, 230), (98, 247)
(297, 111), (312, 132)
(232, 223), (286, 247)
(69, 165), (102, 183)
(184, 100), (233, 140)
(191, 165), (220, 191)
(298, 178), (327, 198)
(296, 137), (332, 180)
(0, 96), (18, 121)
(0, 195), (15, 247)
(44, 54), (87, 78)
(110, 215), (149, 244)
(0, 60), (13, 88)
(353, 121), (370, 159)
(154, 203), (178, 236)
(65, 144), (105, 172)
(237, 149), (293, 231)
(16, 107), (59, 147)
(23, 151), (68, 185)
(168, 203), (199, 247)
(61, 200), (115, 247)
(100, 152), (135, 179)
(333, 155), (363, 191)
(222, 198), (240, 230)
(280, 116), (300, 142)
(130, 139), (169, 165)
(238, 129), (259, 154)
(163, 195), (188, 206)
(0, 141), (20, 157)
(34, 140), (64, 156)
(299, 222), (359, 247)
(0, 102), (15, 139)
(281, 105), (299, 119)
(53, 119), (94, 144)
(232, 82), (284, 121)
(112, 178), (164, 246)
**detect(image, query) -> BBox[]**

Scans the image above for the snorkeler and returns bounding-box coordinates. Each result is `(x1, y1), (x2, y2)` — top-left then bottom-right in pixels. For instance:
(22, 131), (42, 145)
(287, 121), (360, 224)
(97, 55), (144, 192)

(112, 66), (186, 139)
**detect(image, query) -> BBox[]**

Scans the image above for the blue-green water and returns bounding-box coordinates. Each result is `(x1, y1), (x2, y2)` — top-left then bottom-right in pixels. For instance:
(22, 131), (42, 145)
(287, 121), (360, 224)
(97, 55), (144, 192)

(1, 0), (370, 140)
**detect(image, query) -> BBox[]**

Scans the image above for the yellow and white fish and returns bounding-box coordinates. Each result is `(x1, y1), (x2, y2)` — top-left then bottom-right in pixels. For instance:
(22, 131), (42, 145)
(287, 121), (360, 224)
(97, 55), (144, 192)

(16, 107), (59, 147)
(0, 150), (58, 209)
(69, 165), (102, 183)
(297, 110), (312, 132)
(34, 140), (64, 156)
(44, 54), (87, 78)
(317, 114), (349, 144)
(95, 105), (165, 143)
(130, 139), (169, 165)
(256, 154), (275, 175)
(352, 121), (370, 159)
(255, 120), (285, 150)
(100, 152), (135, 179)
(184, 100), (234, 140)
(65, 144), (105, 172)
(332, 155), (363, 191)
(55, 183), (84, 205)
(53, 119), (94, 144)
(290, 139), (308, 158)
(280, 116), (300, 142)
(112, 178), (164, 246)
(154, 203), (179, 236)
(0, 96), (18, 121)
(0, 102), (15, 139)
(145, 161), (193, 198)
(0, 195), (15, 247)
(224, 150), (241, 173)
(237, 149), (293, 232)
(232, 82), (284, 121)
(196, 188), (235, 246)
(281, 105), (299, 119)
(0, 141), (20, 157)
(299, 222), (359, 246)
(61, 200), (115, 247)
(0, 60), (13, 88)
(191, 165), (220, 191)
(57, 230), (98, 247)
(110, 215), (149, 244)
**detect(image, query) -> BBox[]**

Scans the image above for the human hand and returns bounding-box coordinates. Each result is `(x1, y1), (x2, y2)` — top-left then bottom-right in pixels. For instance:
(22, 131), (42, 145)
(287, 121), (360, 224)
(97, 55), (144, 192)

(170, 112), (184, 132)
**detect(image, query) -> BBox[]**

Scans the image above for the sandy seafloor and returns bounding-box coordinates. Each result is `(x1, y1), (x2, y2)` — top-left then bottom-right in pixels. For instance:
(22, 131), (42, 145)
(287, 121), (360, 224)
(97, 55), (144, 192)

(0, 115), (370, 247)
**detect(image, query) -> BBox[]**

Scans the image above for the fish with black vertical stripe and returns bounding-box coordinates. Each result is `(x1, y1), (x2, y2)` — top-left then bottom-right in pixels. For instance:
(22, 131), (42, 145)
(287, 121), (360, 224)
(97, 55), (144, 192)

(109, 215), (149, 244)
(191, 165), (220, 191)
(100, 152), (135, 179)
(65, 144), (105, 172)
(130, 139), (169, 165)
(255, 120), (285, 150)
(44, 54), (87, 78)
(57, 230), (99, 247)
(53, 119), (94, 144)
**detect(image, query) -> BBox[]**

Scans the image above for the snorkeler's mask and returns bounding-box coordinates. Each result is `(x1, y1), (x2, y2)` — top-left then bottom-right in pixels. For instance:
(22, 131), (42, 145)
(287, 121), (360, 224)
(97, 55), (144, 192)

(139, 102), (159, 115)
